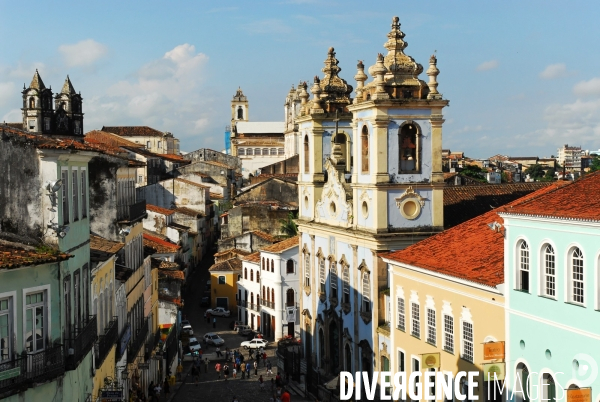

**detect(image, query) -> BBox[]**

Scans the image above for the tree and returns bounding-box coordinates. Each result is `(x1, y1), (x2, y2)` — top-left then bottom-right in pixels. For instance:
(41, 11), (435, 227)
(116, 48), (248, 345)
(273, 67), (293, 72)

(279, 212), (298, 237)
(524, 164), (545, 181)
(460, 164), (487, 183)
(540, 168), (556, 182)
(590, 156), (600, 172)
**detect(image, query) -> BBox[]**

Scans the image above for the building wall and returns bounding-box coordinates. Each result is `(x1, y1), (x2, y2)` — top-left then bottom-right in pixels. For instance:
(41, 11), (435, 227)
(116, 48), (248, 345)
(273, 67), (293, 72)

(140, 180), (209, 214)
(92, 256), (116, 337)
(503, 215), (600, 400)
(388, 261), (505, 400)
(92, 345), (117, 401)
(210, 270), (240, 312)
(237, 260), (261, 328)
(236, 179), (298, 206)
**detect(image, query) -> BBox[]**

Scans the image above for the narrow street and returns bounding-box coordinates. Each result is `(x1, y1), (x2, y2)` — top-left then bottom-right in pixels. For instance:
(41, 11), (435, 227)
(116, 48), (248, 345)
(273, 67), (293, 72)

(170, 252), (313, 402)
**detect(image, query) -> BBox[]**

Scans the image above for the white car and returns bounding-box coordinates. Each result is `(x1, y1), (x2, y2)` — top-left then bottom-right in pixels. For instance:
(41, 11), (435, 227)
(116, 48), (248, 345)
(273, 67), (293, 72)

(241, 338), (268, 350)
(204, 332), (225, 346)
(206, 307), (230, 317)
(188, 337), (201, 352)
(181, 320), (193, 335)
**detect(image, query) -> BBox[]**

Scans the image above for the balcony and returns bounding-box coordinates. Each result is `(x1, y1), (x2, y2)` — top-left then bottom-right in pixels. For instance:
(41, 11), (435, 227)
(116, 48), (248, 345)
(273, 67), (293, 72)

(145, 328), (162, 360)
(259, 299), (275, 309)
(0, 346), (64, 397)
(117, 200), (147, 223)
(95, 317), (118, 369)
(127, 318), (149, 364)
(65, 315), (97, 371)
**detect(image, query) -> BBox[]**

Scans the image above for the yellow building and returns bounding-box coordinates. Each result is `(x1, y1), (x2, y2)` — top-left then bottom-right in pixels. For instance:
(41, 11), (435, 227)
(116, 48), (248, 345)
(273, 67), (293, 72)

(380, 206), (506, 400)
(90, 235), (123, 401)
(209, 257), (242, 312)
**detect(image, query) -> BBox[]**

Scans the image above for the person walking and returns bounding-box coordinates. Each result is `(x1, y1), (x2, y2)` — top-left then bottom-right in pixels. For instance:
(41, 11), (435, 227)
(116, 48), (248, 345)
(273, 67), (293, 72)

(213, 317), (217, 328)
(263, 351), (268, 367)
(206, 312), (211, 324)
(253, 360), (258, 376)
(192, 365), (200, 385)
(241, 361), (246, 379)
(281, 388), (291, 402)
(163, 379), (170, 398)
(216, 346), (222, 357)
(266, 360), (273, 376)
(223, 363), (229, 380)
(246, 362), (252, 378)
(232, 363), (237, 378)
(204, 357), (209, 373)
(215, 362), (222, 379)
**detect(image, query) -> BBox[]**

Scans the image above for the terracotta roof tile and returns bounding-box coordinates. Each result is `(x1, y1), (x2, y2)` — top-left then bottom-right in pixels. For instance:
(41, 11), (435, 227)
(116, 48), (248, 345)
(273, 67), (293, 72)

(443, 183), (553, 228)
(2, 125), (105, 153)
(102, 126), (165, 137)
(209, 258), (243, 272)
(0, 241), (72, 269)
(251, 231), (278, 243)
(85, 130), (144, 148)
(143, 233), (180, 253)
(214, 248), (252, 258)
(146, 204), (176, 216)
(90, 235), (124, 254)
(200, 160), (232, 169)
(499, 174), (596, 220)
(159, 153), (189, 163)
(383, 184), (564, 287)
(151, 258), (179, 269)
(159, 269), (185, 280)
(260, 236), (299, 254)
(243, 252), (261, 263)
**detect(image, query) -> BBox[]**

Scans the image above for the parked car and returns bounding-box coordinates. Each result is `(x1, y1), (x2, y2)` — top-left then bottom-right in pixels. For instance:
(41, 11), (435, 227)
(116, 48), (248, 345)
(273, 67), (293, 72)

(235, 325), (252, 335)
(230, 320), (244, 330)
(241, 338), (268, 350)
(204, 332), (225, 346)
(188, 337), (201, 352)
(181, 320), (193, 335)
(205, 307), (230, 317)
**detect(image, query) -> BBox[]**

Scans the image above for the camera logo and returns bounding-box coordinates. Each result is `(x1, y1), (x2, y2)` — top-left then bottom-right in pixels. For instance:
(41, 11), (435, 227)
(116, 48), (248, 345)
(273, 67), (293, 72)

(572, 353), (598, 388)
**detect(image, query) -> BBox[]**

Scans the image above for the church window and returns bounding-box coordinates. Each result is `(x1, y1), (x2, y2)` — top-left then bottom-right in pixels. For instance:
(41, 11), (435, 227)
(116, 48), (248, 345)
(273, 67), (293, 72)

(29, 97), (35, 109)
(239, 148), (245, 156)
(304, 251), (310, 287)
(362, 272), (371, 313)
(361, 125), (369, 173)
(399, 123), (419, 172)
(262, 148), (269, 156)
(74, 121), (81, 135)
(246, 148), (253, 156)
(270, 148), (277, 156)
(255, 148), (261, 156)
(237, 106), (243, 119)
(44, 118), (51, 131)
(319, 257), (326, 295)
(28, 120), (36, 131)
(329, 260), (338, 300)
(304, 135), (309, 173)
(342, 265), (350, 304)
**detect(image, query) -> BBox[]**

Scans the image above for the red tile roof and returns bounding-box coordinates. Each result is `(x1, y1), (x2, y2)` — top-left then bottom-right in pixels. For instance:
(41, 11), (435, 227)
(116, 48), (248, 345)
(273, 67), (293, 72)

(209, 257), (243, 272)
(0, 241), (72, 269)
(214, 248), (252, 258)
(85, 130), (144, 148)
(260, 236), (299, 253)
(252, 231), (278, 243)
(159, 153), (189, 163)
(383, 184), (565, 287)
(143, 233), (180, 253)
(243, 252), (261, 263)
(146, 204), (176, 216)
(159, 269), (185, 280)
(102, 126), (165, 137)
(90, 235), (124, 254)
(499, 173), (599, 221)
(174, 207), (203, 217)
(1, 125), (104, 153)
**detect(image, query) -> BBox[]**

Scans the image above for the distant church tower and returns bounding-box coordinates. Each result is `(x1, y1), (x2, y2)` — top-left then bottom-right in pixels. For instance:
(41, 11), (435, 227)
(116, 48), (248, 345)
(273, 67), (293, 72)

(231, 87), (248, 128)
(21, 69), (54, 134)
(55, 75), (84, 135)
(297, 16), (448, 381)
(283, 83), (303, 158)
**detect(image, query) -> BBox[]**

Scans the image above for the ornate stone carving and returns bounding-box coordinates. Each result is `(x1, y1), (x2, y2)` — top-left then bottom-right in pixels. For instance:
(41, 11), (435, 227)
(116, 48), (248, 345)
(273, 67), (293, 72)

(394, 186), (426, 208)
(395, 186), (426, 220)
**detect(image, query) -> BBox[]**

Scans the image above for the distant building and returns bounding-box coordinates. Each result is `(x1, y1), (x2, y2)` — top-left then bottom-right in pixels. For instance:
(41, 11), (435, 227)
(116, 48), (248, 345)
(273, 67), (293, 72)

(102, 126), (180, 155)
(557, 144), (582, 171)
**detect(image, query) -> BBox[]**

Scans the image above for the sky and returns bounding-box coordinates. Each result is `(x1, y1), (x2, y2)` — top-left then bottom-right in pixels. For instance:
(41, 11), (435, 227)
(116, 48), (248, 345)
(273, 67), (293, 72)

(1, 1), (600, 158)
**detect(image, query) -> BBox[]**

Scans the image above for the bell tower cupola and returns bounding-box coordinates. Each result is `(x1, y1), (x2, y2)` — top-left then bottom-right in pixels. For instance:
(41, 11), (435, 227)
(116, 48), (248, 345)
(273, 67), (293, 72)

(231, 87), (248, 128)
(22, 69), (54, 134)
(55, 75), (84, 136)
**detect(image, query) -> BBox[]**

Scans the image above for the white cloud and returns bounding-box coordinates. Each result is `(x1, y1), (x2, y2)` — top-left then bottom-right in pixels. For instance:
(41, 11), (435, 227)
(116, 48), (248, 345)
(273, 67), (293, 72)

(535, 98), (600, 146)
(539, 63), (570, 79)
(573, 77), (600, 97)
(59, 39), (108, 67)
(476, 60), (499, 72)
(86, 44), (213, 144)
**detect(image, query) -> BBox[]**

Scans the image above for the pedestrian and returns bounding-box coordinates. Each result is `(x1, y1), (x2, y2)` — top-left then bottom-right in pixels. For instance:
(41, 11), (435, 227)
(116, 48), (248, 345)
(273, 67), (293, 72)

(254, 360), (258, 376)
(216, 346), (222, 357)
(263, 351), (268, 367)
(223, 363), (229, 380)
(276, 374), (282, 387)
(259, 374), (265, 391)
(246, 362), (252, 378)
(281, 388), (291, 402)
(266, 360), (272, 376)
(241, 361), (246, 379)
(215, 362), (222, 379)
(191, 365), (199, 386)
(232, 363), (237, 378)
(213, 317), (217, 328)
(154, 382), (161, 400)
(204, 358), (209, 373)
(176, 362), (183, 381)
(163, 379), (170, 398)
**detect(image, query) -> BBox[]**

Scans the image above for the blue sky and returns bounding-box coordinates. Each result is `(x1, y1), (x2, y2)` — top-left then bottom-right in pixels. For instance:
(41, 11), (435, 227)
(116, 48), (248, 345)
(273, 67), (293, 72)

(1, 1), (599, 158)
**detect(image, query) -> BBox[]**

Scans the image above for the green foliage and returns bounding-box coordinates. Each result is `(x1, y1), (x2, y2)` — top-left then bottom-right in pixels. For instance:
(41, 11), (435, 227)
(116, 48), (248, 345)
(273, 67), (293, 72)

(540, 168), (557, 182)
(35, 244), (58, 255)
(279, 212), (298, 238)
(501, 172), (509, 183)
(524, 164), (546, 180)
(590, 156), (600, 172)
(460, 164), (487, 183)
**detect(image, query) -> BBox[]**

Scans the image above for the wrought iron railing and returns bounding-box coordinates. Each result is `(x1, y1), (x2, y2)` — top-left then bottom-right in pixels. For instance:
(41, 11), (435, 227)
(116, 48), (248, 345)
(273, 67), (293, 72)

(95, 317), (118, 369)
(239, 300), (247, 308)
(0, 345), (64, 396)
(259, 299), (275, 309)
(118, 200), (147, 222)
(127, 318), (149, 364)
(145, 329), (162, 360)
(65, 315), (97, 371)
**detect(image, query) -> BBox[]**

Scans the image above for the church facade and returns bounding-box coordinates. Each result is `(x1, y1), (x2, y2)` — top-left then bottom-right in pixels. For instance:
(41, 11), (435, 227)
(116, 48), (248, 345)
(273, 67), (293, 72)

(297, 16), (448, 393)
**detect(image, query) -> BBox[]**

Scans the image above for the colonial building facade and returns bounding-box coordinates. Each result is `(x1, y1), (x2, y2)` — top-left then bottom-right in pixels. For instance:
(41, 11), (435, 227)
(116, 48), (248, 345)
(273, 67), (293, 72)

(297, 16), (448, 394)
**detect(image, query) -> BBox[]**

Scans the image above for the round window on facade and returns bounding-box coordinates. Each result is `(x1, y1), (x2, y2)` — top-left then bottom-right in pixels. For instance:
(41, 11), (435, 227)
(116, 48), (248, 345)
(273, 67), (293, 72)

(362, 201), (369, 218)
(330, 202), (337, 216)
(399, 199), (421, 220)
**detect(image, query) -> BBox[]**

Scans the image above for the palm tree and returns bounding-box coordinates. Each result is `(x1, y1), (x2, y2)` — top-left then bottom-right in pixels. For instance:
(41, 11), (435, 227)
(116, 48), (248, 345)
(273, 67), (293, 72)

(279, 212), (298, 237)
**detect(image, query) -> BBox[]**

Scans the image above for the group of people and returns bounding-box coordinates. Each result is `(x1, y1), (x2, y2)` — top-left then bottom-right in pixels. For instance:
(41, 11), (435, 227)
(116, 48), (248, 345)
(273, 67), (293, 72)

(144, 380), (170, 401)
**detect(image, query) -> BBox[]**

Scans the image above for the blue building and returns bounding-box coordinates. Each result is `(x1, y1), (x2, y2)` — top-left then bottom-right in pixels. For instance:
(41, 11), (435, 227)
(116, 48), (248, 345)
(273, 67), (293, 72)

(500, 173), (600, 402)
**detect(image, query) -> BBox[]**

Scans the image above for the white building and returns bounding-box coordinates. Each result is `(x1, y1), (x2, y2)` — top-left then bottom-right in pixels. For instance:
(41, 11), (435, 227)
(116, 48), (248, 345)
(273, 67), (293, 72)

(557, 144), (582, 171)
(237, 236), (300, 339)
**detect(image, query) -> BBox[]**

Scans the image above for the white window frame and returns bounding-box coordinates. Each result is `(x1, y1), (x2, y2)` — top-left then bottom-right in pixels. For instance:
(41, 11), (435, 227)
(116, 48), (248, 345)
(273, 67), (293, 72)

(362, 272), (370, 313)
(61, 167), (70, 225)
(238, 148), (245, 156)
(411, 302), (420, 338)
(80, 168), (87, 219)
(0, 291), (16, 362)
(443, 314), (454, 354)
(542, 244), (556, 298)
(319, 257), (326, 294)
(72, 168), (79, 221)
(22, 285), (50, 353)
(329, 260), (338, 299)
(304, 250), (310, 288)
(569, 247), (585, 305)
(461, 319), (474, 363)
(342, 265), (350, 303)
(397, 296), (405, 331)
(397, 348), (406, 372)
(426, 307), (436, 345)
(517, 240), (530, 292)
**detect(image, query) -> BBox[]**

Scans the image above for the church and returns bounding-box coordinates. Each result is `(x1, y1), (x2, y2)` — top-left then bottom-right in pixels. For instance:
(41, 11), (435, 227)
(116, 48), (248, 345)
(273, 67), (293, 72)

(296, 16), (449, 395)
